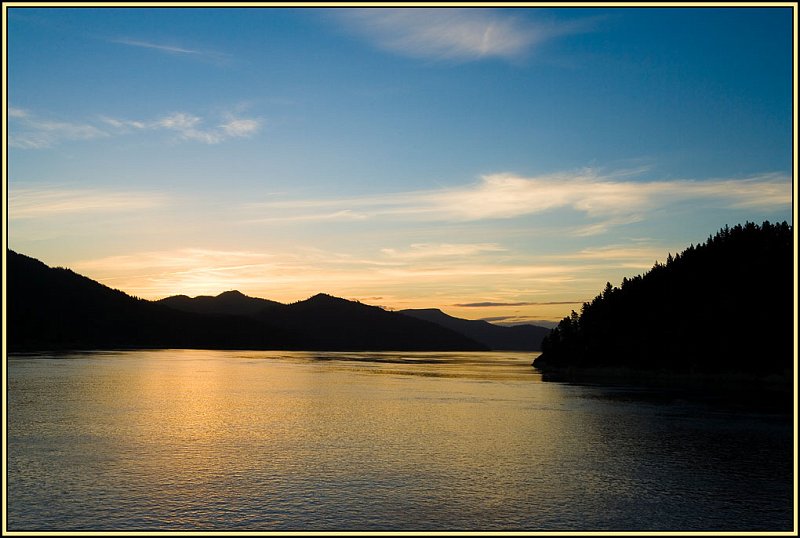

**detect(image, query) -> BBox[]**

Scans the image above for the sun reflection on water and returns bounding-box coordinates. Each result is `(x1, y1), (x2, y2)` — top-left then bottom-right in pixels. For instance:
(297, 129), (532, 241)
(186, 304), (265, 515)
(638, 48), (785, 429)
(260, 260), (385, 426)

(7, 350), (793, 531)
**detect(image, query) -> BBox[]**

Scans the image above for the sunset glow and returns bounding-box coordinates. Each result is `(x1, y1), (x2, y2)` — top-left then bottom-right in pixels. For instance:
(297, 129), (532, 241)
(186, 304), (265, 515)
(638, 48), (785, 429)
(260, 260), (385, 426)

(6, 6), (793, 324)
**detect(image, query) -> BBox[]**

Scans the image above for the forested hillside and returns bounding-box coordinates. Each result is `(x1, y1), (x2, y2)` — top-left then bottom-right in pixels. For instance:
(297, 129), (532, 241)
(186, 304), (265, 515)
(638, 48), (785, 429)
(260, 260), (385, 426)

(533, 221), (793, 378)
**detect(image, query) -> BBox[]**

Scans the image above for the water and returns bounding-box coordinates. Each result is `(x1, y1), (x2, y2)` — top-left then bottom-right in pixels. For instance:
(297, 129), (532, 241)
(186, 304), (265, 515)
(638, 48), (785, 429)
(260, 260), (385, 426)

(6, 350), (794, 531)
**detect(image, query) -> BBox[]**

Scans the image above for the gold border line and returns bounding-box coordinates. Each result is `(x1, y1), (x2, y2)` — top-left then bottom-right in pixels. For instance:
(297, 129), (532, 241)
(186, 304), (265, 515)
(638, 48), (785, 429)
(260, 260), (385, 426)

(2, 2), (797, 536)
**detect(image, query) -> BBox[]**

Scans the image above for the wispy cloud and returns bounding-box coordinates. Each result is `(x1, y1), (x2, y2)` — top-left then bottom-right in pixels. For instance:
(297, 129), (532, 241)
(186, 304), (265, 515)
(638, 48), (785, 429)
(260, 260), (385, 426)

(250, 169), (791, 231)
(339, 8), (588, 62)
(244, 209), (369, 224)
(112, 38), (205, 55)
(72, 247), (412, 299)
(558, 244), (676, 263)
(72, 248), (281, 299)
(422, 171), (791, 220)
(110, 37), (231, 64)
(381, 243), (505, 260)
(156, 112), (221, 143)
(9, 108), (108, 149)
(99, 116), (148, 130)
(480, 316), (559, 328)
(69, 245), (581, 302)
(8, 106), (29, 118)
(221, 118), (261, 137)
(112, 111), (262, 144)
(10, 107), (262, 148)
(455, 300), (584, 307)
(9, 186), (167, 219)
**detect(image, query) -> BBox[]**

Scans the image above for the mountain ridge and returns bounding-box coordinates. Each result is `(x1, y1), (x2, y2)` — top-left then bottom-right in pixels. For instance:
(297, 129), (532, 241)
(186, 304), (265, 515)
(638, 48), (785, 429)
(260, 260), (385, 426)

(6, 250), (297, 351)
(158, 289), (282, 317)
(399, 308), (550, 350)
(7, 250), (487, 352)
(156, 291), (552, 351)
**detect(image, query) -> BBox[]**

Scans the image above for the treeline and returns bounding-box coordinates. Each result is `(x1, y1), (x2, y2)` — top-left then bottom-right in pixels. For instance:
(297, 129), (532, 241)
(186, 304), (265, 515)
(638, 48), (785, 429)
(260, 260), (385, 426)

(533, 221), (793, 376)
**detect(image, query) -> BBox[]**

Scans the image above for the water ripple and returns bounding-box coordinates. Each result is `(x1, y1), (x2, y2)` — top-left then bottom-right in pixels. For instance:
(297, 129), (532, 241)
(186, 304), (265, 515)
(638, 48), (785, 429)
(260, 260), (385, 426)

(7, 350), (794, 531)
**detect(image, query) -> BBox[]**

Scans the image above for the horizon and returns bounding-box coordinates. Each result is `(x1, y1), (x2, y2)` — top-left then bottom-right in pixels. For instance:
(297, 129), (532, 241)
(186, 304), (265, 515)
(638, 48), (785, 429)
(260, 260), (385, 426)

(8, 247), (562, 328)
(5, 5), (794, 325)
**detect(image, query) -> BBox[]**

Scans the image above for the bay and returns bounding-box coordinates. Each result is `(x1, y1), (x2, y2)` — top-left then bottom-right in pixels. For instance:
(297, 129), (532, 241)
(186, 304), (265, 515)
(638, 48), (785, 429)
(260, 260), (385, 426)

(6, 350), (794, 531)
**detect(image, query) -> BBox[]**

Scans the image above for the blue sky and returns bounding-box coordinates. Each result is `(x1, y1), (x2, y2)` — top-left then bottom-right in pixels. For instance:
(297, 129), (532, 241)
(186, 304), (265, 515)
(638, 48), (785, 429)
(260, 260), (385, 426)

(6, 5), (794, 325)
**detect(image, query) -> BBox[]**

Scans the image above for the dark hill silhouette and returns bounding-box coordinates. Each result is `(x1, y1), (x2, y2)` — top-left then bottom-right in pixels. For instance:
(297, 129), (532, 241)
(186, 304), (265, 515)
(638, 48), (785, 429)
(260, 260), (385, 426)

(7, 250), (296, 351)
(399, 308), (550, 350)
(532, 221), (793, 381)
(260, 294), (487, 351)
(162, 291), (487, 351)
(157, 290), (282, 316)
(7, 252), (486, 352)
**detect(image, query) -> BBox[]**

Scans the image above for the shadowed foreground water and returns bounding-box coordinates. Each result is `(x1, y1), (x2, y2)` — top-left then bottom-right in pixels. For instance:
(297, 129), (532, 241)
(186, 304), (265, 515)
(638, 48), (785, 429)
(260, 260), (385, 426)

(7, 350), (794, 531)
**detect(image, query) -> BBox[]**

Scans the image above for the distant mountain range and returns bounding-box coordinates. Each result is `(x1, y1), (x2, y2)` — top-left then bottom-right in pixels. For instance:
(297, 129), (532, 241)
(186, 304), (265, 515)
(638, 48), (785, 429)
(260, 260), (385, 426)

(158, 291), (547, 351)
(399, 308), (549, 351)
(7, 250), (549, 352)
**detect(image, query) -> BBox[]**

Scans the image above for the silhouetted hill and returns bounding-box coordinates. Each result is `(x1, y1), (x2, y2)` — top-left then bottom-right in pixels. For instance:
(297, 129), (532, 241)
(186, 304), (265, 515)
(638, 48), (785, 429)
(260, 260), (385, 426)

(7, 250), (295, 351)
(158, 290), (282, 316)
(532, 221), (793, 382)
(7, 252), (486, 352)
(255, 294), (488, 351)
(399, 308), (550, 350)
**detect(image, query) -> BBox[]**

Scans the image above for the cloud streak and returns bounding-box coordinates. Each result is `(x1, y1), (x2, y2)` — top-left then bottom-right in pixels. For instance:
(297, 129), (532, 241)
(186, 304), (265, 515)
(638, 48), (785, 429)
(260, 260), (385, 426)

(455, 301), (585, 307)
(221, 118), (260, 137)
(8, 106), (29, 118)
(340, 8), (584, 62)
(251, 170), (791, 231)
(422, 171), (791, 220)
(110, 37), (231, 64)
(480, 316), (559, 328)
(112, 112), (263, 144)
(10, 107), (262, 148)
(381, 243), (505, 260)
(9, 109), (109, 149)
(9, 186), (167, 219)
(557, 244), (677, 262)
(69, 246), (582, 303)
(112, 38), (204, 55)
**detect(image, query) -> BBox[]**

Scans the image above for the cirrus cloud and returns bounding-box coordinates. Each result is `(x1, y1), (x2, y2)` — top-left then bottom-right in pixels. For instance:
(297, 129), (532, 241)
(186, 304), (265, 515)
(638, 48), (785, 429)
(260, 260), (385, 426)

(9, 186), (167, 219)
(341, 8), (577, 61)
(381, 243), (506, 260)
(109, 37), (233, 65)
(455, 300), (585, 307)
(221, 118), (261, 137)
(338, 8), (591, 62)
(142, 112), (263, 144)
(10, 106), (262, 148)
(111, 38), (205, 56)
(9, 108), (109, 149)
(249, 169), (791, 234)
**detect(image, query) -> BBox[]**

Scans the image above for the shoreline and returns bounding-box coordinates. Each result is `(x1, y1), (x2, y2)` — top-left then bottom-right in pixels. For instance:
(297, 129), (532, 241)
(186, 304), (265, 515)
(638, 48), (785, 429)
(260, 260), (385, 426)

(533, 364), (794, 413)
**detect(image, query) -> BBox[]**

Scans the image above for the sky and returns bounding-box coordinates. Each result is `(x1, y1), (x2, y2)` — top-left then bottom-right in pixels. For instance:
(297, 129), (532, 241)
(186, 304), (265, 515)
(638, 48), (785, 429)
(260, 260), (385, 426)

(5, 5), (795, 326)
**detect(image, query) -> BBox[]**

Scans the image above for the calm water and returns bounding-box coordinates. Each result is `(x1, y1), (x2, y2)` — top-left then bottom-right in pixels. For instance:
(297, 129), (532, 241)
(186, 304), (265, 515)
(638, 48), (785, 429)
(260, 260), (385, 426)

(7, 350), (795, 531)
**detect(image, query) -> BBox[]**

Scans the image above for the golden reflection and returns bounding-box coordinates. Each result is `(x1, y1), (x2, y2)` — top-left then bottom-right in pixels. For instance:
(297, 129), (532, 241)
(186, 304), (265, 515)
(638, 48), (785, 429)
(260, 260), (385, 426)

(10, 349), (792, 530)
